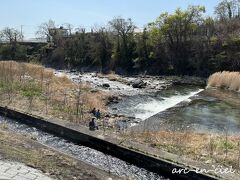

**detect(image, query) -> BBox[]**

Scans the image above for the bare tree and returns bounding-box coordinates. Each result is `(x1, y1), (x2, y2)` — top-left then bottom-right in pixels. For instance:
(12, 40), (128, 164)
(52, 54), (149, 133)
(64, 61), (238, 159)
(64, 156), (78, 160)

(0, 27), (23, 42)
(75, 76), (83, 122)
(109, 17), (136, 68)
(109, 17), (136, 37)
(45, 81), (50, 114)
(215, 0), (240, 20)
(35, 19), (56, 42)
(63, 23), (74, 35)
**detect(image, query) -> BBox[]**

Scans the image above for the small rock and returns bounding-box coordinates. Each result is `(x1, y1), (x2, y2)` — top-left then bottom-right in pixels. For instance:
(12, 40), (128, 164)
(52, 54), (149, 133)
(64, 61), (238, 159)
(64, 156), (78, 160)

(102, 83), (110, 88)
(90, 89), (98, 93)
(106, 95), (120, 104)
(112, 114), (118, 117)
(132, 79), (147, 88)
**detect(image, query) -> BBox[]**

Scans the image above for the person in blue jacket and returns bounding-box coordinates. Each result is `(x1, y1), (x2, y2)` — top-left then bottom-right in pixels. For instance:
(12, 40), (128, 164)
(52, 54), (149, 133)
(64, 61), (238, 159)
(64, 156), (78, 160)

(95, 109), (101, 120)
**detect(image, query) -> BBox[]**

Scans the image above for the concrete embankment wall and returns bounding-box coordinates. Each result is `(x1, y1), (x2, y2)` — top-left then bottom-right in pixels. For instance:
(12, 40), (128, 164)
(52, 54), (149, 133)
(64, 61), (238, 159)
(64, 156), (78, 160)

(0, 106), (217, 180)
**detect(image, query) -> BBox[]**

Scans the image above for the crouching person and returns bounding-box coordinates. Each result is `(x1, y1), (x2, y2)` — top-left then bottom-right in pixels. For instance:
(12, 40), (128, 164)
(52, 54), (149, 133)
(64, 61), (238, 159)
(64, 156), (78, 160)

(89, 118), (98, 131)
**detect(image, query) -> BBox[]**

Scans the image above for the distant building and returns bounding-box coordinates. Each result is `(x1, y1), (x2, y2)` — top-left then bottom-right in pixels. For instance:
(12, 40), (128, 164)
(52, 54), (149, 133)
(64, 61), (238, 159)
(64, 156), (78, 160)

(49, 26), (70, 39)
(47, 26), (71, 45)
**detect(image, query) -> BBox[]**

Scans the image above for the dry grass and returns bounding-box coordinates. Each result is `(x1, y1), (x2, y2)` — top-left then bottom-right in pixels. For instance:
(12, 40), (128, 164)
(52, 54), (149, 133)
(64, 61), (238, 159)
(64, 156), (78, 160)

(106, 72), (121, 81)
(0, 60), (108, 124)
(97, 72), (130, 85)
(128, 130), (240, 170)
(97, 72), (121, 81)
(207, 71), (240, 92)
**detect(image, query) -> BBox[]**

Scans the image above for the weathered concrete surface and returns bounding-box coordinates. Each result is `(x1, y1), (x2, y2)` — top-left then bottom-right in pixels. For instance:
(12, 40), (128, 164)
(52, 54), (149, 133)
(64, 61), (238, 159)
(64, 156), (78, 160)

(0, 160), (51, 180)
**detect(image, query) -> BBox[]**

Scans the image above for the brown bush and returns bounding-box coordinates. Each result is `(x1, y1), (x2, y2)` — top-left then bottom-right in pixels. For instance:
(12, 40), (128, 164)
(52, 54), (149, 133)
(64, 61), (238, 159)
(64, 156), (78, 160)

(207, 71), (240, 92)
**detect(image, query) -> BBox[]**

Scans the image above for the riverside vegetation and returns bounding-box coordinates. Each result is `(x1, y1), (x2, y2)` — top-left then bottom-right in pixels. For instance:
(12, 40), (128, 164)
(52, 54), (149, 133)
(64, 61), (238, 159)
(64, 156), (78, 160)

(0, 61), (107, 124)
(1, 0), (240, 77)
(0, 0), (240, 178)
(126, 130), (240, 172)
(1, 60), (239, 177)
(207, 71), (240, 92)
(124, 71), (240, 174)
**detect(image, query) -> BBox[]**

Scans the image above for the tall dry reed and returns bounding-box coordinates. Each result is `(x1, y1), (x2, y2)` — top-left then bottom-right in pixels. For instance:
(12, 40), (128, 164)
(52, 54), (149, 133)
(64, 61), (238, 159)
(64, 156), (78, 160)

(207, 71), (240, 92)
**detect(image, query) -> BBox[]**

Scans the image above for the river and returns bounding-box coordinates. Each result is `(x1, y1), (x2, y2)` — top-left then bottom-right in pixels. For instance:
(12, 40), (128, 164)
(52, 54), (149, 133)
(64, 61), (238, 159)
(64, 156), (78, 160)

(2, 70), (240, 179)
(56, 70), (240, 135)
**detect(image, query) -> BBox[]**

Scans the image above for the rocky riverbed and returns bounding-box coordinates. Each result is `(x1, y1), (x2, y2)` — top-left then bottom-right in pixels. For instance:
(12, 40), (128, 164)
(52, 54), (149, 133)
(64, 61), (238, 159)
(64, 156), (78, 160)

(55, 70), (240, 135)
(55, 70), (205, 128)
(58, 71), (205, 95)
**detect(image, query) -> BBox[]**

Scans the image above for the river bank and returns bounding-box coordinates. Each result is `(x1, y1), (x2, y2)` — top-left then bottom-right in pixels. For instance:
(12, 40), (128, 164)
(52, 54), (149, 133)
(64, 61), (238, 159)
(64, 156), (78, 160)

(125, 88), (240, 177)
(1, 61), (240, 179)
(1, 105), (240, 180)
(0, 127), (119, 180)
(0, 61), (206, 130)
(0, 109), (168, 180)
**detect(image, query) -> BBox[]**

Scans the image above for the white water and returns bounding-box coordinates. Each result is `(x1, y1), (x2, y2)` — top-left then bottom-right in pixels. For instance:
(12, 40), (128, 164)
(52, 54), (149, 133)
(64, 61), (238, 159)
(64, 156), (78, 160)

(134, 89), (204, 120)
(55, 70), (204, 121)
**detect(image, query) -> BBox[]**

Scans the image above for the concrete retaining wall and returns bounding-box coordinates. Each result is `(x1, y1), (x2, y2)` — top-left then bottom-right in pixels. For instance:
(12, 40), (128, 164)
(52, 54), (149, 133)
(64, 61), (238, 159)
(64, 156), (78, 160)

(0, 106), (218, 180)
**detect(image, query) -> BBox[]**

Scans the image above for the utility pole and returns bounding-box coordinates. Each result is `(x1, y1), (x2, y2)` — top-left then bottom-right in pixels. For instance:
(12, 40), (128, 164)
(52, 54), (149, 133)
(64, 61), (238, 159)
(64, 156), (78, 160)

(20, 25), (23, 41)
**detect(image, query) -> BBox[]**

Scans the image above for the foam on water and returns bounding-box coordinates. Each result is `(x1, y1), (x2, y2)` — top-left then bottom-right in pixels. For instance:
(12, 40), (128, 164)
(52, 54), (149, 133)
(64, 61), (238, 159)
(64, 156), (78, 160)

(135, 89), (204, 120)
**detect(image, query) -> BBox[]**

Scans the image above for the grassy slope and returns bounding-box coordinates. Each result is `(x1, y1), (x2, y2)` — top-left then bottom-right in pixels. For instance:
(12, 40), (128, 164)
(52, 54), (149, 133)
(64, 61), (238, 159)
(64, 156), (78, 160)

(0, 61), (108, 126)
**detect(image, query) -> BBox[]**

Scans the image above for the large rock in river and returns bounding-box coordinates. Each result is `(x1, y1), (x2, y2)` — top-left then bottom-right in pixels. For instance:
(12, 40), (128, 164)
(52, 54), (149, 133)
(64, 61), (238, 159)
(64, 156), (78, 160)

(132, 79), (147, 88)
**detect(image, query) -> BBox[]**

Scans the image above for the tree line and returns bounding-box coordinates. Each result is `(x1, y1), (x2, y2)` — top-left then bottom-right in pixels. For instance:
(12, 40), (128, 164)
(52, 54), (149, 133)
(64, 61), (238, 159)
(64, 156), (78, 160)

(1, 0), (240, 77)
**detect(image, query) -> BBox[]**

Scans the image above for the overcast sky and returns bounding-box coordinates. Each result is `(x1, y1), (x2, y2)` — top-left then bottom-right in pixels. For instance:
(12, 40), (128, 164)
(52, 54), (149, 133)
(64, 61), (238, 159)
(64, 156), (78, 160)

(0, 0), (221, 39)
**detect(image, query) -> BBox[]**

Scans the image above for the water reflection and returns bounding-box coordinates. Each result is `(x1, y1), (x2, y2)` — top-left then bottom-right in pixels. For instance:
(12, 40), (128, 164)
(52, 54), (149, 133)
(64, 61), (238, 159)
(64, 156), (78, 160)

(136, 89), (240, 135)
